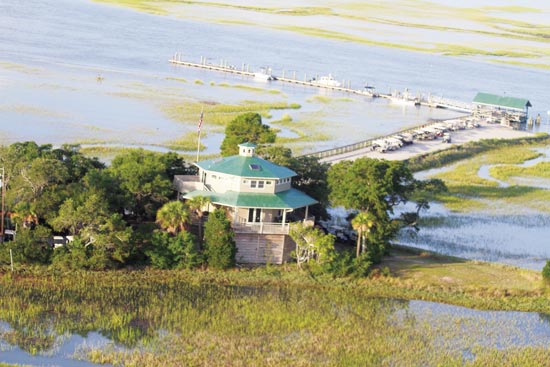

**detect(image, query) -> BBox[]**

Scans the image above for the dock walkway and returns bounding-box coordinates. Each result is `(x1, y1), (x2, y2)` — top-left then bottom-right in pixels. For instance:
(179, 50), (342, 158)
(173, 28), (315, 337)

(168, 55), (497, 162)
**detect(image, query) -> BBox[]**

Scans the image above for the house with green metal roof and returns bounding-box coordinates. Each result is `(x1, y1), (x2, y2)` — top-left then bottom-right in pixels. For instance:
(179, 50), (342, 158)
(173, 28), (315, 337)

(174, 142), (318, 264)
(473, 92), (532, 115)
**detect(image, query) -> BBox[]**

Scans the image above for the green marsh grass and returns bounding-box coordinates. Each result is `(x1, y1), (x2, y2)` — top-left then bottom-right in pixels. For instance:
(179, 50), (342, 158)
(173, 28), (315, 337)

(216, 82), (281, 95)
(94, 0), (168, 15)
(491, 162), (550, 181)
(411, 138), (550, 212)
(165, 131), (205, 151)
(1, 263), (549, 366)
(165, 77), (187, 83)
(162, 101), (301, 127)
(96, 0), (550, 68)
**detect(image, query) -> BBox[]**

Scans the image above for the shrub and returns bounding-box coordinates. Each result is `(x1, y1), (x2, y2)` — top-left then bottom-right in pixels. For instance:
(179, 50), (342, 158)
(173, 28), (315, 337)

(542, 260), (550, 282)
(146, 231), (201, 269)
(204, 209), (236, 270)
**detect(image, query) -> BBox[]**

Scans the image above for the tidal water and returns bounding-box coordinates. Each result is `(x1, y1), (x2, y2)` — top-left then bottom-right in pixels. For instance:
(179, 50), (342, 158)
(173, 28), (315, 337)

(1, 0), (549, 153)
(1, 2), (550, 362)
(1, 297), (549, 366)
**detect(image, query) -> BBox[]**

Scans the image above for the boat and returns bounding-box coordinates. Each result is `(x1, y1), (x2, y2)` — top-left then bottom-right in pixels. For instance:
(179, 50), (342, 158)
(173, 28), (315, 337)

(310, 74), (341, 87)
(389, 88), (420, 106)
(253, 67), (275, 81)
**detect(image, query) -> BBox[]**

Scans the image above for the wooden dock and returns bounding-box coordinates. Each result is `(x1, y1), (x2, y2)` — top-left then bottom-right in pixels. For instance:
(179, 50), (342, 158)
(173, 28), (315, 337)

(169, 54), (378, 97)
(170, 54), (255, 77)
(169, 54), (472, 112)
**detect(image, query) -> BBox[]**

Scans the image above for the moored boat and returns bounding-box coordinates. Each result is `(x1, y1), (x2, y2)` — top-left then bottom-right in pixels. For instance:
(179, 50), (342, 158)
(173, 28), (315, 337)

(311, 74), (341, 87)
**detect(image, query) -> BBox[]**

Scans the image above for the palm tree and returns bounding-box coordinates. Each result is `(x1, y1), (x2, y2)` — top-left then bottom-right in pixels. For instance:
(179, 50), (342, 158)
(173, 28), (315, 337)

(186, 196), (211, 248)
(351, 211), (374, 258)
(155, 201), (190, 235)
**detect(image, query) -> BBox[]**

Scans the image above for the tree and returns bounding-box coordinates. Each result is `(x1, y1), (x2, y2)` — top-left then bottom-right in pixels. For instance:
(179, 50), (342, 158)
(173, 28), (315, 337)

(186, 196), (211, 248)
(289, 222), (336, 269)
(203, 208), (236, 270)
(108, 149), (174, 220)
(351, 211), (375, 258)
(328, 158), (415, 262)
(50, 194), (109, 241)
(220, 113), (276, 156)
(49, 193), (134, 269)
(1, 225), (52, 265)
(155, 201), (190, 235)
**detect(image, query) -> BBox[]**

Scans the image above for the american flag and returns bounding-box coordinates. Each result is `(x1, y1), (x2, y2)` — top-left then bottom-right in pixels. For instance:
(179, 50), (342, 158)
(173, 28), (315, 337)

(198, 110), (203, 132)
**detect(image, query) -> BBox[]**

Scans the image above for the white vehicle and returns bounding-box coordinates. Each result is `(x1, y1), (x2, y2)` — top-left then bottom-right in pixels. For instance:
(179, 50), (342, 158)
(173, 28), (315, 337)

(386, 137), (404, 148)
(394, 133), (413, 145)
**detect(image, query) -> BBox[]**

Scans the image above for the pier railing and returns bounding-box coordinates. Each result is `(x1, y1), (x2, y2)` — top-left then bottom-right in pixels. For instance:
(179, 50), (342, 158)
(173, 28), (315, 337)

(301, 116), (472, 160)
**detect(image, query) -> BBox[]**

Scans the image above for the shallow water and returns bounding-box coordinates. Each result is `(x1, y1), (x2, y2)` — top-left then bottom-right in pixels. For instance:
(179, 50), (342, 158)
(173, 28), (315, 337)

(400, 300), (550, 350)
(0, 322), (113, 367)
(399, 211), (550, 270)
(1, 296), (549, 366)
(1, 0), (549, 154)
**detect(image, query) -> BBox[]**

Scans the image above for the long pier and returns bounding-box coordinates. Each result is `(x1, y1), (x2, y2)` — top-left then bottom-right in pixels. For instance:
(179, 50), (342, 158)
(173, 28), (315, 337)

(168, 54), (474, 112)
(169, 54), (480, 161)
(169, 54), (378, 97)
(169, 54), (477, 114)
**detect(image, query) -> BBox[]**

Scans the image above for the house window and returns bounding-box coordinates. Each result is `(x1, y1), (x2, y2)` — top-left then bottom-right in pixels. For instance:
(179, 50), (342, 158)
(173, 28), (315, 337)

(250, 180), (257, 188)
(266, 181), (272, 185)
(258, 181), (264, 189)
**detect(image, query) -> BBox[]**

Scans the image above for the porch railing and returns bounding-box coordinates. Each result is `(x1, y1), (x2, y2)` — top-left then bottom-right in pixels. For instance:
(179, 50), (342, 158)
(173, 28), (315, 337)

(233, 222), (290, 235)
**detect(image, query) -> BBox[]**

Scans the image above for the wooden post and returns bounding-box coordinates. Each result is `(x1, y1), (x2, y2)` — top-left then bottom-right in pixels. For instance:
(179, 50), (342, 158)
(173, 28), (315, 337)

(10, 249), (13, 272)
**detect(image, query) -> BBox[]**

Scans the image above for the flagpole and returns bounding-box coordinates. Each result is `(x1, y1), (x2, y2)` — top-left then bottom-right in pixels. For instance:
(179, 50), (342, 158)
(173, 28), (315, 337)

(196, 107), (203, 162)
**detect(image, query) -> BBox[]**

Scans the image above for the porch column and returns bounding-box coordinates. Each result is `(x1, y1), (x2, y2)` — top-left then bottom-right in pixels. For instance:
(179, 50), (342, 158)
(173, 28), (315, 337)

(233, 207), (238, 224)
(282, 209), (287, 225)
(304, 206), (309, 221)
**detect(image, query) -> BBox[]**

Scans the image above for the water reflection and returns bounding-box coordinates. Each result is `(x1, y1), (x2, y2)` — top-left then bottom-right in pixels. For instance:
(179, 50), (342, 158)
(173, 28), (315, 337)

(395, 300), (550, 350)
(0, 321), (113, 367)
(1, 282), (550, 365)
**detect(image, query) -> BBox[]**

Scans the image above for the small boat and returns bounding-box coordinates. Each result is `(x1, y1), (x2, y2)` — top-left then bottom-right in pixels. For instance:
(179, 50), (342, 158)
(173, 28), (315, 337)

(389, 88), (420, 106)
(253, 67), (275, 81)
(310, 74), (341, 87)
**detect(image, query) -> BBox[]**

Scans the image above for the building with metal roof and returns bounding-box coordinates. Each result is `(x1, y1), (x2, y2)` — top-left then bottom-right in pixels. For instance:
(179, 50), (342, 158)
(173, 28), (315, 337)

(473, 92), (531, 113)
(174, 142), (318, 264)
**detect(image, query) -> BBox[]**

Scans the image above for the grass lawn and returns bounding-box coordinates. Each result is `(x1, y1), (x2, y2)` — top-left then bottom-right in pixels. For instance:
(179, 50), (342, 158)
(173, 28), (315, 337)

(383, 245), (542, 295)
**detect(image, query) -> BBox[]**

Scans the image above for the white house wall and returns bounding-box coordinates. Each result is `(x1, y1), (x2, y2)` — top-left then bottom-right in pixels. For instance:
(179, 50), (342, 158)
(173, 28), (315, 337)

(203, 171), (240, 192)
(239, 178), (276, 193)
